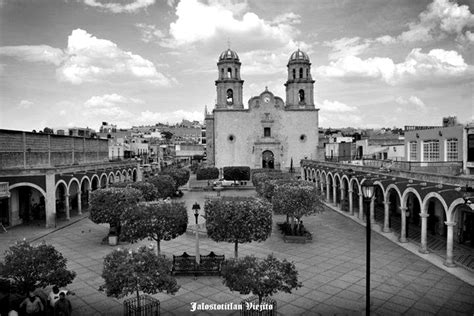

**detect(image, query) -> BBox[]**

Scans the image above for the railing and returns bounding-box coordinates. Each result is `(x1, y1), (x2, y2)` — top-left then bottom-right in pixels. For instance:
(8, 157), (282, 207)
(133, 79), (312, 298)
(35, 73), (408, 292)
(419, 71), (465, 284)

(0, 182), (10, 198)
(324, 156), (464, 176)
(123, 295), (160, 316)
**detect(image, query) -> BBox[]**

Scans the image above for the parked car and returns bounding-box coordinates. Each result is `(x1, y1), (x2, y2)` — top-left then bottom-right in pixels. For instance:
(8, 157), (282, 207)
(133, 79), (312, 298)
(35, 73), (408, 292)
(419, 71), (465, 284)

(213, 178), (238, 187)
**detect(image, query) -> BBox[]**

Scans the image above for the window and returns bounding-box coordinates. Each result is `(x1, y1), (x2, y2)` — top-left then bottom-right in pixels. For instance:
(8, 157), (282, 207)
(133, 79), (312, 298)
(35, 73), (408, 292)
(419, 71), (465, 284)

(264, 127), (271, 137)
(423, 140), (440, 161)
(306, 68), (309, 78)
(226, 89), (233, 105)
(221, 68), (224, 79)
(292, 69), (296, 79)
(298, 89), (305, 103)
(409, 141), (417, 160)
(300, 134), (307, 142)
(228, 134), (235, 142)
(446, 138), (458, 161)
(227, 68), (232, 78)
(299, 68), (303, 78)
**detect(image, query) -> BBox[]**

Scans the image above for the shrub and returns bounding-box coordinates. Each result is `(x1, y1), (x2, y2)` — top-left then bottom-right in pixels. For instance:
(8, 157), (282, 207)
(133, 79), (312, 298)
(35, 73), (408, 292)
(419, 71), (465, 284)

(196, 167), (219, 180)
(111, 182), (159, 201)
(223, 166), (251, 182)
(160, 167), (190, 190)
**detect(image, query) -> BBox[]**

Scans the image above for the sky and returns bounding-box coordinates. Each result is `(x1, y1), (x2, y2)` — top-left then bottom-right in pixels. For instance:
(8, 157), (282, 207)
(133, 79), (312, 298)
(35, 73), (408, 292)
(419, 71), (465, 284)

(0, 0), (473, 131)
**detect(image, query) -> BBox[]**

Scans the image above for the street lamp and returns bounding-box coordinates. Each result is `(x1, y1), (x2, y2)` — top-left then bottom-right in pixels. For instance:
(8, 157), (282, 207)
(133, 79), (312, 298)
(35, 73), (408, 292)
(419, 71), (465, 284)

(192, 202), (201, 264)
(361, 179), (375, 316)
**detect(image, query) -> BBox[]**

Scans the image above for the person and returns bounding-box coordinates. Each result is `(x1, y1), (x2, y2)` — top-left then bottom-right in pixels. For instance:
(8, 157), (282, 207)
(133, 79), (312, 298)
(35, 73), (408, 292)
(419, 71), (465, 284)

(19, 290), (44, 315)
(53, 292), (71, 316)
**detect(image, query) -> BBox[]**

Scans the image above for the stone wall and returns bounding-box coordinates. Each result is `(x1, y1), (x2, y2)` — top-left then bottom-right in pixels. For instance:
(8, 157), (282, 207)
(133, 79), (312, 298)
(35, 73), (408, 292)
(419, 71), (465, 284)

(0, 129), (109, 169)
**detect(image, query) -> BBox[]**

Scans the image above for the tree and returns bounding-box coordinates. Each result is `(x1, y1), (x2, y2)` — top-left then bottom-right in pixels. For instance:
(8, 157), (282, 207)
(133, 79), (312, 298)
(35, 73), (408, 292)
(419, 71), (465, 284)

(0, 241), (76, 294)
(205, 197), (272, 258)
(111, 182), (159, 201)
(160, 131), (173, 142)
(146, 175), (176, 199)
(100, 246), (179, 310)
(121, 201), (188, 255)
(223, 166), (251, 183)
(89, 187), (142, 237)
(43, 127), (54, 134)
(160, 168), (190, 190)
(222, 254), (301, 306)
(272, 182), (323, 233)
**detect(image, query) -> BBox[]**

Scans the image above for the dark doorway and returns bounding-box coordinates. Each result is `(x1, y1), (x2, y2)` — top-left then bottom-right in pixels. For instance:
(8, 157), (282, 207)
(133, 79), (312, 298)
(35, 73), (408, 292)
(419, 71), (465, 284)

(262, 150), (274, 169)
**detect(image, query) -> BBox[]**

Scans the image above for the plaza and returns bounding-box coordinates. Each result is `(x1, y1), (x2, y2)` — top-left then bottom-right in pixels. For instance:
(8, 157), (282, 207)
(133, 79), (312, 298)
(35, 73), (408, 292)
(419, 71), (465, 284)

(1, 189), (473, 315)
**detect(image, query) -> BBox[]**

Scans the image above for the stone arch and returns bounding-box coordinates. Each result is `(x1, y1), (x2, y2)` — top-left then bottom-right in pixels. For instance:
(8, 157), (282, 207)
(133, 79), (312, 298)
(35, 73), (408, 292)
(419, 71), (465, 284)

(91, 174), (100, 190)
(132, 168), (137, 182)
(68, 178), (81, 194)
(373, 181), (387, 201)
(115, 170), (122, 182)
(55, 179), (68, 191)
(108, 172), (115, 184)
(401, 187), (423, 209)
(80, 176), (91, 189)
(385, 184), (402, 203)
(122, 169), (128, 182)
(128, 169), (133, 181)
(99, 173), (107, 188)
(9, 183), (46, 198)
(9, 183), (47, 224)
(422, 192), (448, 217)
(447, 198), (468, 223)
(341, 175), (350, 190)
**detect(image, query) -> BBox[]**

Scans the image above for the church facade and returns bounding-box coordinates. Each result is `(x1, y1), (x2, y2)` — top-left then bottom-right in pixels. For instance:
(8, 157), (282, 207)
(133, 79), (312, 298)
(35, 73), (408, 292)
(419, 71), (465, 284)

(205, 49), (319, 171)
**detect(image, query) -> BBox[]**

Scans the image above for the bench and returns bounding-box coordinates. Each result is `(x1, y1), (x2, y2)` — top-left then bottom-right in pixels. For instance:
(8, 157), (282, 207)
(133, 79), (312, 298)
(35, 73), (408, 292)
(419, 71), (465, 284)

(172, 251), (225, 277)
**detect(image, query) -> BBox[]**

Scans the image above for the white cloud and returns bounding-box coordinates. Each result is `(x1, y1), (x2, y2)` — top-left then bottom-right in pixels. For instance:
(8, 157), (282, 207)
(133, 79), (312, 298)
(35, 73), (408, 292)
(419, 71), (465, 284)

(324, 37), (372, 60)
(317, 99), (357, 113)
(395, 95), (427, 111)
(317, 48), (472, 85)
(18, 100), (33, 109)
(398, 0), (474, 43)
(161, 0), (300, 50)
(83, 0), (155, 13)
(135, 23), (166, 43)
(0, 45), (64, 66)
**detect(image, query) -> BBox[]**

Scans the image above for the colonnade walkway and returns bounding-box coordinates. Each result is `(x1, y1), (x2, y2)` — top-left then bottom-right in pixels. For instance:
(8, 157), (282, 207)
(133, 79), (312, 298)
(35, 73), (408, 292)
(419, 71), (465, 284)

(1, 190), (473, 315)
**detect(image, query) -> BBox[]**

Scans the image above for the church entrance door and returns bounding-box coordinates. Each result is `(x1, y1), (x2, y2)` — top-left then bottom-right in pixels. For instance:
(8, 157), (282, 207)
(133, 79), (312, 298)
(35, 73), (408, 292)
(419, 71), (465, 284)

(262, 150), (274, 169)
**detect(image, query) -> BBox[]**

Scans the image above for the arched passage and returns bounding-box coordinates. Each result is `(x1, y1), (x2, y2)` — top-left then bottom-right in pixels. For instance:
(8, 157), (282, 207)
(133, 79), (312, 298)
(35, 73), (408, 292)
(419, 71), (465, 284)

(68, 178), (81, 217)
(132, 169), (137, 182)
(100, 174), (107, 188)
(262, 150), (274, 169)
(373, 183), (385, 226)
(55, 181), (68, 220)
(80, 177), (90, 209)
(340, 176), (350, 212)
(9, 183), (47, 226)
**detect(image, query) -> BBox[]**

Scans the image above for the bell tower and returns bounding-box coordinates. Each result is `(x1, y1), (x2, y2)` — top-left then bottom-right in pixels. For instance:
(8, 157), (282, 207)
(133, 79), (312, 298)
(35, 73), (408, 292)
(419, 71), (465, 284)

(215, 48), (244, 109)
(284, 49), (315, 109)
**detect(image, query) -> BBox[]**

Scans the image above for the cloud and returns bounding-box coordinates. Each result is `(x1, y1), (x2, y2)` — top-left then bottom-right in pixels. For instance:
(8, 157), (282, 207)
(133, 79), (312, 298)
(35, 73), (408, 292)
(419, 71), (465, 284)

(317, 99), (358, 112)
(82, 0), (155, 13)
(0, 45), (64, 66)
(317, 48), (472, 85)
(395, 95), (427, 111)
(161, 0), (300, 50)
(18, 100), (33, 109)
(398, 0), (474, 43)
(135, 23), (166, 43)
(323, 37), (372, 60)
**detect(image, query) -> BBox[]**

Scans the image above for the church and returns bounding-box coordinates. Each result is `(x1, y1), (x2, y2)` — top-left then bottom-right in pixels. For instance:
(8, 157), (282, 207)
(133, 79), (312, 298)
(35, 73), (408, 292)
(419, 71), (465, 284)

(205, 48), (319, 171)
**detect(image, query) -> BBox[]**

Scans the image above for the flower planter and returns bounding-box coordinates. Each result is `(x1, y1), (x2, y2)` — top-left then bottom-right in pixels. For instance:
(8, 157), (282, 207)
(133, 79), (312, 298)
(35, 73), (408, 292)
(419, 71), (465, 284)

(123, 294), (160, 316)
(108, 235), (118, 246)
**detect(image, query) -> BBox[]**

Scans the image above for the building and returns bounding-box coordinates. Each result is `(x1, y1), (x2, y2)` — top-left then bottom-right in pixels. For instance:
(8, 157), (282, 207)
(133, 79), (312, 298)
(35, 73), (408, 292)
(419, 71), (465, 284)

(205, 48), (319, 171)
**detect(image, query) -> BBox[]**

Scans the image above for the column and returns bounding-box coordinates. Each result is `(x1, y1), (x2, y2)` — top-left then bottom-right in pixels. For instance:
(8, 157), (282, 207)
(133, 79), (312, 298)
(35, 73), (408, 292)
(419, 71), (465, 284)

(65, 194), (70, 220)
(326, 182), (330, 201)
(358, 193), (364, 220)
(444, 221), (457, 267)
(320, 180), (324, 194)
(370, 197), (375, 223)
(87, 190), (91, 207)
(315, 175), (319, 189)
(45, 173), (56, 228)
(77, 191), (82, 215)
(340, 187), (345, 211)
(400, 207), (408, 243)
(332, 184), (337, 205)
(419, 213), (429, 254)
(348, 190), (354, 215)
(383, 201), (391, 233)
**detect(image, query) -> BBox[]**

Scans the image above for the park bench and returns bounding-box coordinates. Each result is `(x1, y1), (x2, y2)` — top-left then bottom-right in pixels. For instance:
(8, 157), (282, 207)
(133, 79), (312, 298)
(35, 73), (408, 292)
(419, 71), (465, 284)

(172, 252), (225, 277)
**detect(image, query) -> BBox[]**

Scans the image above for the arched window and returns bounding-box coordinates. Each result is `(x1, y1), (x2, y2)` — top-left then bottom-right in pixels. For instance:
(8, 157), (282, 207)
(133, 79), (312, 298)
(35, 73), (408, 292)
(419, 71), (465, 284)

(227, 68), (232, 78)
(298, 89), (305, 103)
(306, 68), (309, 78)
(226, 89), (233, 105)
(292, 69), (296, 79)
(299, 68), (303, 78)
(221, 68), (224, 79)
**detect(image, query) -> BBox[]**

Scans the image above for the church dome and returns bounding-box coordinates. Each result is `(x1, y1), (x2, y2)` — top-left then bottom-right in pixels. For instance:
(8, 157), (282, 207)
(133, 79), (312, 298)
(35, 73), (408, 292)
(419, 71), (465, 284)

(289, 49), (310, 63)
(219, 49), (239, 62)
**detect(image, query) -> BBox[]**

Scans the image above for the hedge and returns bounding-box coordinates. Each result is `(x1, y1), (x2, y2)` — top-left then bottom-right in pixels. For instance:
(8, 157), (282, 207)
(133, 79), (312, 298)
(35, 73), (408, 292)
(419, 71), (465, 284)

(196, 167), (219, 180)
(223, 166), (251, 181)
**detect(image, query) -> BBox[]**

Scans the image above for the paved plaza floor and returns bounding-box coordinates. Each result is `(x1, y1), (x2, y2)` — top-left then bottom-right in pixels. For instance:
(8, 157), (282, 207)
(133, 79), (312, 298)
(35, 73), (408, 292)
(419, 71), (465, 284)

(1, 190), (474, 315)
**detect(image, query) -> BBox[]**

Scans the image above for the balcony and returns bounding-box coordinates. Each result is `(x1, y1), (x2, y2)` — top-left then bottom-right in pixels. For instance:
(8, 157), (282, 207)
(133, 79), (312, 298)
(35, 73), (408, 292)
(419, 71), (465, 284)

(0, 182), (10, 198)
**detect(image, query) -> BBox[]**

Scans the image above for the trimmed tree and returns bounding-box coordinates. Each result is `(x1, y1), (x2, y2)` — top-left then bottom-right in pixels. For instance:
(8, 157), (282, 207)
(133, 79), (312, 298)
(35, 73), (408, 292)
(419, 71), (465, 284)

(89, 187), (142, 237)
(160, 168), (190, 190)
(111, 182), (159, 201)
(146, 175), (176, 199)
(0, 241), (76, 294)
(205, 197), (272, 258)
(222, 254), (301, 306)
(196, 167), (219, 181)
(223, 166), (251, 183)
(100, 246), (179, 311)
(121, 201), (188, 255)
(272, 182), (323, 234)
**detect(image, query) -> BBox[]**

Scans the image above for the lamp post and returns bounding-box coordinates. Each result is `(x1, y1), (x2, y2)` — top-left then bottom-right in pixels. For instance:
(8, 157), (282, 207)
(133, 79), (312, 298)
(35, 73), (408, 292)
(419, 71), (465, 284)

(192, 202), (201, 265)
(361, 179), (375, 316)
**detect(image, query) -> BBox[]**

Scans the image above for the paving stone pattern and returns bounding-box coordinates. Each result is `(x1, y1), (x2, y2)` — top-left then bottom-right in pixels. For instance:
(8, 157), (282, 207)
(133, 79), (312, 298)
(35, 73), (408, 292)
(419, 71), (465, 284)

(1, 190), (473, 315)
